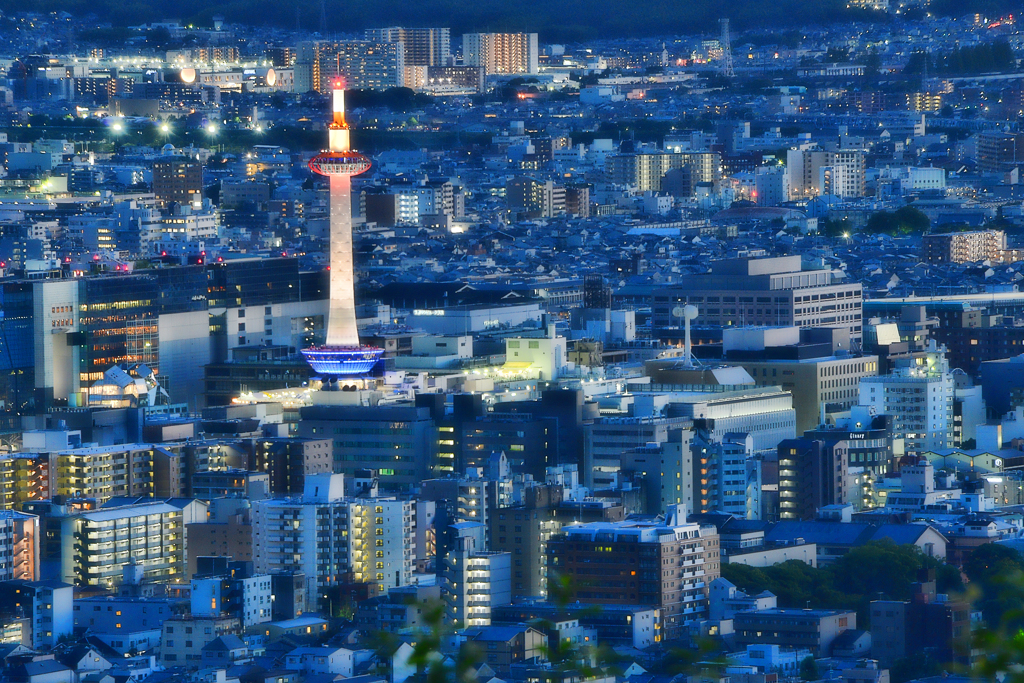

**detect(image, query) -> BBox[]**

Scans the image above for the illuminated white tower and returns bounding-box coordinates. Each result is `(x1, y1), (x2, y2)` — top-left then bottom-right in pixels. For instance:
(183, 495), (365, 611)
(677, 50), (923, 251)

(302, 81), (383, 378)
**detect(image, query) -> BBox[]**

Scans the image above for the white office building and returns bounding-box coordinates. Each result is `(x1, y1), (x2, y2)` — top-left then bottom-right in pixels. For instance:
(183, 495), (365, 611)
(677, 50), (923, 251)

(860, 343), (954, 455)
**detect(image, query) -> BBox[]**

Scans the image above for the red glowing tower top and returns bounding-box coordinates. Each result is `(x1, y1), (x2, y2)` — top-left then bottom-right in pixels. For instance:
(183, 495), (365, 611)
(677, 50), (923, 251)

(307, 80), (371, 177)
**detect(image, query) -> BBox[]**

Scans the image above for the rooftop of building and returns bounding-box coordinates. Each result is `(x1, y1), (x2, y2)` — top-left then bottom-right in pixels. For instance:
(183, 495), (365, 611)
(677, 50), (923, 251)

(735, 607), (855, 618)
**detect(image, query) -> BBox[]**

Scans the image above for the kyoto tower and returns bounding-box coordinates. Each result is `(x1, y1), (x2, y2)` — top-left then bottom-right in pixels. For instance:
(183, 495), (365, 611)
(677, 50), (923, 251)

(301, 81), (383, 379)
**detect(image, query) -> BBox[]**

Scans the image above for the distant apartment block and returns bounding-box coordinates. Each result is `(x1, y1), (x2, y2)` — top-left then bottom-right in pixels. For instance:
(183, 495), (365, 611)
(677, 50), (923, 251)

(922, 229), (1006, 264)
(606, 151), (721, 194)
(59, 498), (208, 586)
(977, 131), (1024, 174)
(302, 40), (405, 92)
(152, 157), (202, 206)
(506, 177), (566, 219)
(252, 475), (414, 605)
(787, 147), (866, 199)
(547, 506), (720, 640)
(462, 33), (539, 75)
(734, 608), (857, 656)
(366, 27), (450, 66)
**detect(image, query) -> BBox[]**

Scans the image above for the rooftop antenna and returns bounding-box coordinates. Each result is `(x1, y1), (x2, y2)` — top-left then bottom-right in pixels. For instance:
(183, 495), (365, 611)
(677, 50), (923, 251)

(319, 0), (328, 35)
(719, 18), (735, 78)
(674, 304), (700, 367)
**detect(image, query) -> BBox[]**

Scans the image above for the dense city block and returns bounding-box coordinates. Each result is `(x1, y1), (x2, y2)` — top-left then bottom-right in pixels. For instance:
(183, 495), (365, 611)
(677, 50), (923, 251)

(0, 6), (1018, 683)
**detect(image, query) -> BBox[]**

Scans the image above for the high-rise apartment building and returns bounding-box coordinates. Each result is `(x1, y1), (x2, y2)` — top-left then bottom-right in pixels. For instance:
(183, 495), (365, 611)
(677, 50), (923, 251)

(564, 184), (591, 217)
(54, 445), (156, 503)
(652, 256), (864, 343)
(922, 229), (1006, 264)
(267, 46), (297, 67)
(506, 177), (566, 219)
(488, 485), (561, 600)
(690, 431), (759, 519)
(547, 506), (720, 641)
(421, 472), (490, 529)
(58, 498), (208, 586)
(606, 151), (721, 194)
(441, 529), (511, 627)
(366, 27), (450, 66)
(774, 438), (848, 520)
(462, 33), (539, 75)
(302, 40), (405, 92)
(252, 474), (414, 606)
(977, 130), (1024, 174)
(0, 511), (39, 582)
(0, 455), (50, 511)
(786, 146), (866, 199)
(152, 157), (203, 206)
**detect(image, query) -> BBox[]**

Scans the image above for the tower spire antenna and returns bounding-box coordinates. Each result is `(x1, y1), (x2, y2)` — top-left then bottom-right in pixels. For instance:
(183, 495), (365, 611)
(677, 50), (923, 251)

(319, 0), (327, 35)
(719, 18), (734, 78)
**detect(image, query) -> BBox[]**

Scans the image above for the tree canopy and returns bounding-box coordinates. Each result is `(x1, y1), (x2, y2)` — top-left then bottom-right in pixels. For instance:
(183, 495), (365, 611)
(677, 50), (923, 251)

(865, 206), (930, 236)
(722, 540), (963, 622)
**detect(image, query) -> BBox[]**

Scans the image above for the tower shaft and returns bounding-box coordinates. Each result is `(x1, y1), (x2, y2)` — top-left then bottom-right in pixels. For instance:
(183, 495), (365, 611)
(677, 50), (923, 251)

(327, 174), (359, 347)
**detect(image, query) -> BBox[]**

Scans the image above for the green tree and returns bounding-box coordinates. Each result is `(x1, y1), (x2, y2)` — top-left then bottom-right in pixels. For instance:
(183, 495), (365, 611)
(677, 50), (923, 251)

(889, 651), (943, 683)
(965, 543), (1024, 625)
(800, 655), (819, 681)
(970, 561), (1024, 683)
(866, 206), (929, 236)
(865, 211), (897, 235)
(822, 217), (853, 238)
(146, 26), (172, 49)
(724, 541), (961, 622)
(863, 49), (881, 78)
(825, 46), (849, 63)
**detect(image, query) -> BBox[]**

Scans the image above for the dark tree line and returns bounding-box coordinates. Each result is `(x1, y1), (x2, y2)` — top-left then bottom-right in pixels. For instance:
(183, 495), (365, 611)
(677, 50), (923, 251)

(906, 41), (1017, 76)
(722, 540), (963, 622)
